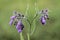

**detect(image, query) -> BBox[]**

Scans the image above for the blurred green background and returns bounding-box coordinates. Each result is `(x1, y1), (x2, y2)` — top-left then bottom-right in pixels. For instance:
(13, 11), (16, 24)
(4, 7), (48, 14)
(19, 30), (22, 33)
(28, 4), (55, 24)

(0, 0), (60, 40)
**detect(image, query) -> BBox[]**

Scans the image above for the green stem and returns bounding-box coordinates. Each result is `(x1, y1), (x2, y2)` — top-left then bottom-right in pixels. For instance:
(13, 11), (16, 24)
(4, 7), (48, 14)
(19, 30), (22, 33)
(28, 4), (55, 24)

(20, 32), (24, 40)
(26, 18), (31, 33)
(30, 24), (36, 35)
(27, 33), (30, 40)
(31, 14), (38, 23)
(30, 2), (38, 35)
(30, 14), (38, 35)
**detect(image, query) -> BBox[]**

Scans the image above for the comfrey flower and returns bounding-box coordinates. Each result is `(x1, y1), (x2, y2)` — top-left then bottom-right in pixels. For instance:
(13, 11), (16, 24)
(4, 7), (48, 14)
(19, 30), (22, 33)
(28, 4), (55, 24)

(40, 16), (46, 25)
(38, 8), (49, 25)
(16, 21), (24, 33)
(9, 11), (24, 33)
(9, 16), (16, 26)
(9, 19), (14, 26)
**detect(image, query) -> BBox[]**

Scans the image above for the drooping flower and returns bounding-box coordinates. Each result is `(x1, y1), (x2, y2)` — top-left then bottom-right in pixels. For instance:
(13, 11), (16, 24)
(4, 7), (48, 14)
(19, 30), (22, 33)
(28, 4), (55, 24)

(39, 8), (50, 25)
(16, 21), (24, 33)
(9, 11), (25, 33)
(40, 16), (46, 25)
(9, 16), (16, 26)
(9, 19), (14, 26)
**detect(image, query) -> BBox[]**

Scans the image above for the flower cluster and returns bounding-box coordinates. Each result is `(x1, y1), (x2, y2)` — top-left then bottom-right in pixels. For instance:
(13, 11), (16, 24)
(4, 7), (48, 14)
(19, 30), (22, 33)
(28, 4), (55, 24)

(9, 8), (49, 33)
(9, 11), (24, 33)
(39, 8), (49, 25)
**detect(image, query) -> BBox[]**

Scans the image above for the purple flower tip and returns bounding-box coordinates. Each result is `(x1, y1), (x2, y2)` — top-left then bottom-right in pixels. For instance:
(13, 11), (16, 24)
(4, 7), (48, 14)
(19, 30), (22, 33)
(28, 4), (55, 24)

(9, 19), (14, 26)
(10, 16), (16, 20)
(18, 29), (22, 33)
(41, 16), (46, 25)
(9, 16), (16, 26)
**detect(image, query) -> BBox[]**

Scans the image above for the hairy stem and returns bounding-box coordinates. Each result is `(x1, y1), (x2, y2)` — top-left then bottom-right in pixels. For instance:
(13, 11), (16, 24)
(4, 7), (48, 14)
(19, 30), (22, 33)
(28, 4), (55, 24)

(30, 24), (36, 35)
(27, 33), (30, 40)
(31, 14), (38, 24)
(30, 14), (38, 35)
(20, 32), (24, 40)
(26, 18), (31, 33)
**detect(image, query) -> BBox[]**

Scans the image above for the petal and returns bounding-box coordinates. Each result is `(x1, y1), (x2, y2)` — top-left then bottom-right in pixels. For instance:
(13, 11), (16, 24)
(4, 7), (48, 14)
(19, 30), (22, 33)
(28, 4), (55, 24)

(10, 16), (16, 20)
(16, 21), (24, 33)
(9, 20), (14, 26)
(41, 19), (46, 25)
(18, 29), (22, 33)
(40, 16), (46, 25)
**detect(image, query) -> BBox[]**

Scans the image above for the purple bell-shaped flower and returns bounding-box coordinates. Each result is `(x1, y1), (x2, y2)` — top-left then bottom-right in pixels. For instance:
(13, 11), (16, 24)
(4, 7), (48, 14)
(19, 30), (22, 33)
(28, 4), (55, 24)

(9, 20), (14, 26)
(9, 16), (16, 26)
(40, 16), (46, 25)
(16, 21), (24, 33)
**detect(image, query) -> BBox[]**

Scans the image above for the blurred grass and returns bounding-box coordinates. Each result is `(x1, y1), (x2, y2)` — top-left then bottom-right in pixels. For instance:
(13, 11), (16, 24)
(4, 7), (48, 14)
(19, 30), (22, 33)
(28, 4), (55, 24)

(0, 0), (60, 40)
